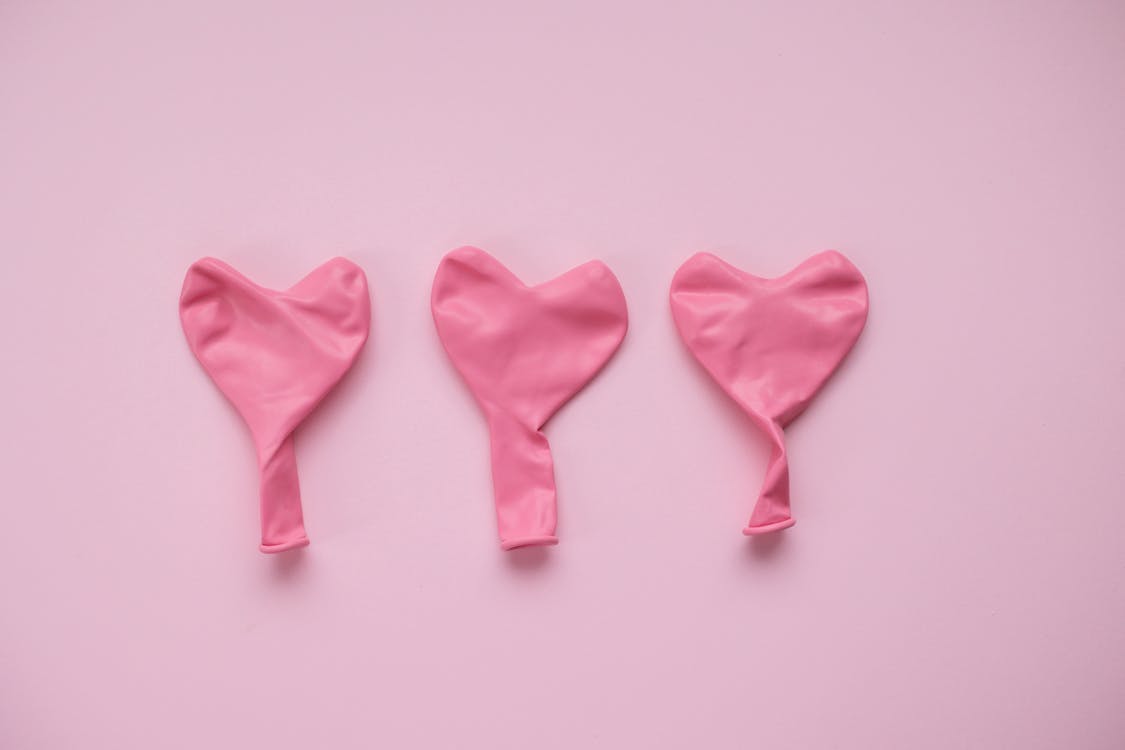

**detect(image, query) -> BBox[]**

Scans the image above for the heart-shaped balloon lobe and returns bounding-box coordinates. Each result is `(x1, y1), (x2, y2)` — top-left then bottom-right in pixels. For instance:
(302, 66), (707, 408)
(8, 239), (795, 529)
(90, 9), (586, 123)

(432, 246), (628, 549)
(670, 251), (868, 534)
(180, 257), (370, 552)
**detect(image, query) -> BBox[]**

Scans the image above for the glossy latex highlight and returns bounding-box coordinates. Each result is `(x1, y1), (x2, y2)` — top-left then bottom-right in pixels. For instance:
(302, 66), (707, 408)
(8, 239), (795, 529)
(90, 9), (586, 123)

(179, 257), (370, 553)
(432, 246), (628, 550)
(670, 251), (868, 534)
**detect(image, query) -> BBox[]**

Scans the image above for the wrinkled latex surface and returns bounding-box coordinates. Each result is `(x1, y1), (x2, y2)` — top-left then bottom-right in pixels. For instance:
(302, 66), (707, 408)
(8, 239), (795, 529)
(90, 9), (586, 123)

(670, 251), (868, 534)
(180, 257), (370, 553)
(432, 246), (628, 550)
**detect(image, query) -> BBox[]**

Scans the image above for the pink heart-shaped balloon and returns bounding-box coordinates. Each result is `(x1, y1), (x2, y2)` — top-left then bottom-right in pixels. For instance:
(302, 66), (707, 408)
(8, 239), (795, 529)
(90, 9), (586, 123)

(180, 257), (370, 552)
(432, 246), (628, 549)
(670, 251), (868, 534)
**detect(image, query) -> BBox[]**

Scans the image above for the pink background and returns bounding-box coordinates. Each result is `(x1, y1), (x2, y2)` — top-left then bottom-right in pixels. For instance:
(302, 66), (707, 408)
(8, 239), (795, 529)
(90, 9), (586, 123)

(2, 2), (1124, 747)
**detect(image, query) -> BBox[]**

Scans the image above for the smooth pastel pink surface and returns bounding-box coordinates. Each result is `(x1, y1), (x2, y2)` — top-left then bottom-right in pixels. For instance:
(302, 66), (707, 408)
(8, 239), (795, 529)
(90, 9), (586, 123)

(671, 251), (868, 533)
(2, 2), (1125, 749)
(432, 246), (628, 550)
(179, 257), (370, 553)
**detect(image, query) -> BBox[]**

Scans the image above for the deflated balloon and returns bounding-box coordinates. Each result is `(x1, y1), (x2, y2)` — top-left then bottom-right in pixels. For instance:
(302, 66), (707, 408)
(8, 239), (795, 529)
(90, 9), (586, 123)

(432, 246), (628, 550)
(180, 257), (370, 553)
(670, 251), (868, 534)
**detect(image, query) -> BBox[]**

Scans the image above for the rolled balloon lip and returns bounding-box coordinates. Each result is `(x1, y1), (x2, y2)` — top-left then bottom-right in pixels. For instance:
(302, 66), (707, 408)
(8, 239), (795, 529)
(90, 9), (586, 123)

(743, 519), (796, 536)
(500, 535), (560, 551)
(260, 537), (311, 554)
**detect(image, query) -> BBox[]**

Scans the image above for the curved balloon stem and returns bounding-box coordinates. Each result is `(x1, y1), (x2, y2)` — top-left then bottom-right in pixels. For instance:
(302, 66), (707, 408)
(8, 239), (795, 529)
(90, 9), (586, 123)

(487, 410), (559, 550)
(743, 417), (795, 534)
(257, 435), (309, 553)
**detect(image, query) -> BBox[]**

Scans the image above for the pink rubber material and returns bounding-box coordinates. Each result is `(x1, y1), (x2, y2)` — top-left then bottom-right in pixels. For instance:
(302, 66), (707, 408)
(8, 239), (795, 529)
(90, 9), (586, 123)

(670, 251), (868, 534)
(179, 257), (370, 553)
(432, 246), (628, 550)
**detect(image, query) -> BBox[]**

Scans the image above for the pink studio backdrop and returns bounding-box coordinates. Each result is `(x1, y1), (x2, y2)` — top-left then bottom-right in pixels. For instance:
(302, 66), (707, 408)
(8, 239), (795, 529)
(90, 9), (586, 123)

(2, 2), (1124, 748)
